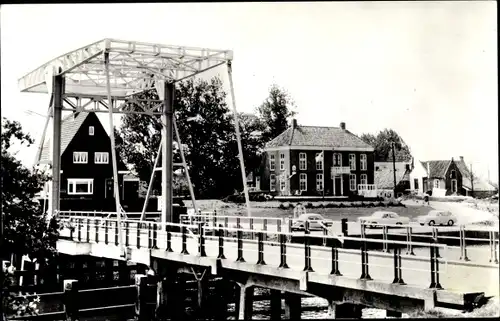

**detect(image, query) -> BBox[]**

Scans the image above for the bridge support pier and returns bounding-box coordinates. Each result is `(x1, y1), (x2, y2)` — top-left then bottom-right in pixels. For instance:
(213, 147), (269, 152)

(327, 301), (363, 319)
(284, 292), (301, 319)
(238, 285), (254, 320)
(270, 289), (282, 320)
(386, 309), (402, 318)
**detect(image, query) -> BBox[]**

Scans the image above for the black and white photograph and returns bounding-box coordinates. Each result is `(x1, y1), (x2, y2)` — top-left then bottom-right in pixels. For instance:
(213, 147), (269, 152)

(1, 2), (498, 320)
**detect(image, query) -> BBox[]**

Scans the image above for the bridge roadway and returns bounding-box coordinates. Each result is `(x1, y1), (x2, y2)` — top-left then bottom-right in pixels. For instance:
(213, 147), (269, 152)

(56, 218), (498, 314)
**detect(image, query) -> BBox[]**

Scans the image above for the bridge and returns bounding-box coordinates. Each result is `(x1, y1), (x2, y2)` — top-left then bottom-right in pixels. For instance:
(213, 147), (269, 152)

(18, 39), (499, 319)
(55, 211), (499, 319)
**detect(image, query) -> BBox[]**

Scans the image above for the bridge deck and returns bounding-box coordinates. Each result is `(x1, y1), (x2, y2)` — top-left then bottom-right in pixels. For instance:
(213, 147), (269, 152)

(57, 219), (499, 302)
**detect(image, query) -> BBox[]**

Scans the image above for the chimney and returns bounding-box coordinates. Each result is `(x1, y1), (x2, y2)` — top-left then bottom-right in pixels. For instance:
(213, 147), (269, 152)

(340, 122), (346, 130)
(291, 118), (297, 129)
(459, 156), (464, 162)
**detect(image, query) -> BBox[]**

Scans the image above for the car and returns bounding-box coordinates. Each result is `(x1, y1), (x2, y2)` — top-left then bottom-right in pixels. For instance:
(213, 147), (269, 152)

(417, 210), (457, 226)
(357, 211), (410, 228)
(291, 213), (333, 232)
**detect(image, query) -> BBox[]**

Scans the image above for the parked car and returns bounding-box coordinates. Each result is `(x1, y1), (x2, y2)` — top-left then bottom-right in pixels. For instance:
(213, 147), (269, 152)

(291, 213), (333, 232)
(357, 211), (410, 228)
(417, 210), (457, 226)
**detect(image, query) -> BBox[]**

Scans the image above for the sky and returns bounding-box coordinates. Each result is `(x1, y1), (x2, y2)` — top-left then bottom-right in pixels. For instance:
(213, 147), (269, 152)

(1, 2), (498, 182)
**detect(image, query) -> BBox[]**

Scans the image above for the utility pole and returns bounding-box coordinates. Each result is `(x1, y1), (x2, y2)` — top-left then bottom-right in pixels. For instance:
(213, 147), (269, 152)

(470, 163), (474, 198)
(391, 142), (397, 198)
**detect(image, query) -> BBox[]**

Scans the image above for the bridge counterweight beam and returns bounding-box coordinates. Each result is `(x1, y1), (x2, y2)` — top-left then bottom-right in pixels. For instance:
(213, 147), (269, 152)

(161, 82), (175, 225)
(284, 292), (301, 319)
(238, 285), (254, 320)
(51, 75), (64, 216)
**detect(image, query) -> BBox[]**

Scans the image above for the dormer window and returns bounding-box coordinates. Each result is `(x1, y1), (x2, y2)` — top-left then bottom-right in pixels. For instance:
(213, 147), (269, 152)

(89, 126), (94, 136)
(73, 152), (88, 164)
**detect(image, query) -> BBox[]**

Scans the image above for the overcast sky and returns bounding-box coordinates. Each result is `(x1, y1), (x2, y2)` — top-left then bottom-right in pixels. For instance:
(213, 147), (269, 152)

(1, 2), (497, 182)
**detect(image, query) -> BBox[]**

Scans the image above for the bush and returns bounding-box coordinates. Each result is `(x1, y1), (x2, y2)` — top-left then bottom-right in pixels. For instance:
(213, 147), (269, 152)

(305, 203), (313, 209)
(316, 203), (325, 209)
(278, 203), (285, 210)
(338, 203), (345, 208)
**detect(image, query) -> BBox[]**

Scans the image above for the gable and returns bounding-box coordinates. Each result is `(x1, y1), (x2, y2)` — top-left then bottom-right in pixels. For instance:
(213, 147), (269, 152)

(39, 112), (103, 164)
(421, 160), (450, 178)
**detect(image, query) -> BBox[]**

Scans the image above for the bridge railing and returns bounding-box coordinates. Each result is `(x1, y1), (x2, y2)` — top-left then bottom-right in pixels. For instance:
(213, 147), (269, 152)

(357, 221), (499, 263)
(59, 216), (499, 294)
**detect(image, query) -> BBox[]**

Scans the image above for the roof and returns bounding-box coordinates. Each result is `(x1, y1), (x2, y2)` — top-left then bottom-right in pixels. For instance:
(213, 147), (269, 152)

(265, 125), (374, 150)
(420, 160), (451, 178)
(455, 159), (497, 192)
(374, 162), (411, 189)
(19, 39), (233, 98)
(39, 112), (91, 164)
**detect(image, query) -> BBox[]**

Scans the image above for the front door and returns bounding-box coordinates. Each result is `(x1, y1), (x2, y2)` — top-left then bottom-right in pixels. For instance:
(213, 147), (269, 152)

(333, 176), (342, 196)
(451, 179), (458, 194)
(256, 176), (261, 191)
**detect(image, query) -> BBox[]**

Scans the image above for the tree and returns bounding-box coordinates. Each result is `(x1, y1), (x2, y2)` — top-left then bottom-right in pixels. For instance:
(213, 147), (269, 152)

(116, 77), (245, 199)
(360, 129), (412, 162)
(1, 118), (60, 318)
(256, 84), (297, 142)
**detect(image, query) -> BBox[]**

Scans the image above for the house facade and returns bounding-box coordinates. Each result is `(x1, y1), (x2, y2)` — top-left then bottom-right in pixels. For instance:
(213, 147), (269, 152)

(455, 156), (497, 198)
(260, 120), (375, 197)
(374, 161), (412, 198)
(409, 158), (463, 196)
(39, 112), (136, 211)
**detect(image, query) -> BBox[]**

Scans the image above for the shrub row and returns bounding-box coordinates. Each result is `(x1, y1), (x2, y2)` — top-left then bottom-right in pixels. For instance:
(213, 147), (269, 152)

(278, 201), (405, 210)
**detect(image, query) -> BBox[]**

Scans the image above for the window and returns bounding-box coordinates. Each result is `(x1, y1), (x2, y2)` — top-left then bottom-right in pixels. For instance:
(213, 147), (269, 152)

(270, 155), (276, 171)
(270, 174), (276, 191)
(360, 174), (368, 185)
(315, 153), (323, 170)
(280, 153), (285, 171)
(299, 153), (307, 170)
(67, 179), (94, 195)
(434, 179), (440, 189)
(414, 178), (419, 190)
(299, 173), (307, 191)
(89, 126), (95, 136)
(73, 152), (88, 164)
(349, 174), (356, 191)
(349, 154), (356, 170)
(451, 179), (457, 193)
(316, 173), (324, 191)
(94, 152), (109, 164)
(451, 170), (456, 179)
(280, 179), (286, 191)
(333, 153), (342, 166)
(360, 154), (367, 170)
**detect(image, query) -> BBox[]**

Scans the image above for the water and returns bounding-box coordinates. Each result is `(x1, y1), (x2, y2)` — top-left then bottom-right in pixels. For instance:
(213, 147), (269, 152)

(224, 288), (410, 319)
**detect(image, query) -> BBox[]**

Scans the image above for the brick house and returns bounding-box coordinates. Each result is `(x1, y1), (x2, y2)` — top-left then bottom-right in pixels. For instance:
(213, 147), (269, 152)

(374, 161), (412, 198)
(260, 120), (375, 197)
(409, 158), (463, 196)
(38, 112), (138, 211)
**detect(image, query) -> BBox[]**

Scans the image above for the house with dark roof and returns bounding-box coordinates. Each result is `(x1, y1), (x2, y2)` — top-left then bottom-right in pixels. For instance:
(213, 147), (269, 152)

(374, 161), (412, 198)
(454, 156), (497, 198)
(409, 158), (463, 196)
(38, 112), (138, 211)
(260, 119), (375, 197)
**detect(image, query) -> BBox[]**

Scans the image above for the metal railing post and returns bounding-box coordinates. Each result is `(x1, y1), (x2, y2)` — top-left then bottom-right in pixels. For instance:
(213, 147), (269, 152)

(257, 232), (266, 265)
(432, 228), (441, 258)
(303, 221), (314, 272)
(236, 229), (245, 262)
(136, 222), (140, 249)
(392, 247), (405, 285)
(181, 225), (189, 255)
(263, 219), (268, 233)
(429, 246), (436, 288)
(250, 217), (254, 239)
(236, 217), (241, 229)
(279, 234), (289, 269)
(434, 245), (442, 289)
(69, 218), (74, 240)
(382, 225), (388, 253)
(147, 223), (152, 248)
(104, 220), (109, 245)
(152, 223), (158, 249)
(218, 225), (225, 259)
(86, 218), (90, 242)
(330, 242), (341, 276)
(94, 219), (99, 243)
(459, 225), (469, 261)
(115, 220), (119, 246)
(77, 218), (82, 242)
(360, 241), (372, 280)
(166, 224), (173, 252)
(323, 227), (328, 246)
(224, 217), (229, 236)
(406, 226), (415, 255)
(198, 223), (206, 257)
(287, 218), (292, 242)
(494, 232), (499, 264)
(125, 222), (129, 247)
(277, 219), (282, 233)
